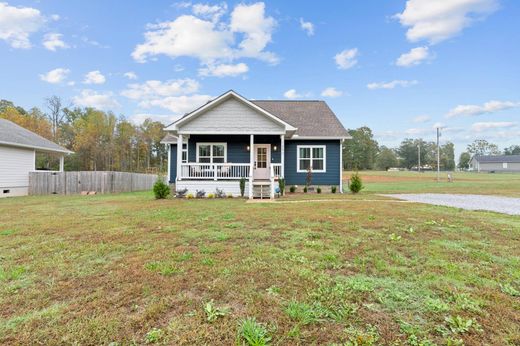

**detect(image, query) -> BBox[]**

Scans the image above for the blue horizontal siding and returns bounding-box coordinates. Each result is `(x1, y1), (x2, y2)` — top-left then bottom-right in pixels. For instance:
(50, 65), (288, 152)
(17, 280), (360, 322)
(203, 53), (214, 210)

(169, 144), (177, 183)
(284, 140), (341, 186)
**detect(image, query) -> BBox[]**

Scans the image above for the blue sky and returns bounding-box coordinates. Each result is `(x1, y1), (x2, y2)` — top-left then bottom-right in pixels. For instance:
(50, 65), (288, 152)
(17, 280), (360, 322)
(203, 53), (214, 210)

(1, 0), (519, 155)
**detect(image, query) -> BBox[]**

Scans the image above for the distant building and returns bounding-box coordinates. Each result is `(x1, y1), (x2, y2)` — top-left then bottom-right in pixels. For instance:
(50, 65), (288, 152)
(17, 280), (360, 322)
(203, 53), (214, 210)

(469, 155), (520, 173)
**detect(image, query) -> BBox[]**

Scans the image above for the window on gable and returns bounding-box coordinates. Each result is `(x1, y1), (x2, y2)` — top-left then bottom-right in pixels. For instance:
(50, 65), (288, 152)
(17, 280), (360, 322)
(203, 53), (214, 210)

(297, 145), (326, 172)
(197, 143), (226, 163)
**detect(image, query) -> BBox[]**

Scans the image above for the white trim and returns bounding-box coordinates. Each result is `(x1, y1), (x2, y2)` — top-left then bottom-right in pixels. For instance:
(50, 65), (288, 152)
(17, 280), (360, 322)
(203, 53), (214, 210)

(177, 130), (286, 135)
(176, 134), (183, 182)
(249, 134), (254, 199)
(289, 136), (351, 140)
(0, 140), (73, 154)
(296, 145), (326, 173)
(280, 135), (285, 178)
(165, 91), (297, 132)
(196, 142), (227, 163)
(339, 140), (343, 193)
(166, 143), (171, 182)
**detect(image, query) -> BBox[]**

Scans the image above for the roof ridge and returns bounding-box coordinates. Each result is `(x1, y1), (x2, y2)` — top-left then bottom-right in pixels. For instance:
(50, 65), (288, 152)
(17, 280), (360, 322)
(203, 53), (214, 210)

(252, 100), (325, 102)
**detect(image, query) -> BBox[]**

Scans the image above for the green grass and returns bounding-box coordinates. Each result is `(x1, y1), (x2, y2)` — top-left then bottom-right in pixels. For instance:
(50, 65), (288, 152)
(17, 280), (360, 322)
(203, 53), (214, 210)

(0, 175), (519, 344)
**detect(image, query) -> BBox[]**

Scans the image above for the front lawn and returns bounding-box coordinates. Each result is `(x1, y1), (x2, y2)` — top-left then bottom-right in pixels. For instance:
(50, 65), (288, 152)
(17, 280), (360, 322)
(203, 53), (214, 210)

(0, 191), (519, 345)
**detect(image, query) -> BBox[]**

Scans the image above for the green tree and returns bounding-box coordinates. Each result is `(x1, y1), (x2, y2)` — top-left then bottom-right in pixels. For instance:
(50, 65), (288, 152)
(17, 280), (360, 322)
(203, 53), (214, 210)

(504, 145), (520, 155)
(375, 146), (398, 170)
(397, 138), (435, 169)
(467, 139), (500, 156)
(439, 142), (456, 171)
(458, 152), (471, 170)
(343, 126), (379, 170)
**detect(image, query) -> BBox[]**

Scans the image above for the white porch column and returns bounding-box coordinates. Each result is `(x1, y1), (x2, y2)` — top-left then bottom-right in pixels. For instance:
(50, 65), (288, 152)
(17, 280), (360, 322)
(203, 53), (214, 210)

(166, 143), (171, 183)
(339, 139), (344, 193)
(249, 134), (254, 199)
(59, 155), (64, 172)
(177, 134), (183, 182)
(280, 135), (285, 178)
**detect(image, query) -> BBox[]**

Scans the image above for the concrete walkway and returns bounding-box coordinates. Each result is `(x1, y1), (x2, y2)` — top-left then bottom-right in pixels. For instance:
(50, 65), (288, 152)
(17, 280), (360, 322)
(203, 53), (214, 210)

(384, 193), (520, 216)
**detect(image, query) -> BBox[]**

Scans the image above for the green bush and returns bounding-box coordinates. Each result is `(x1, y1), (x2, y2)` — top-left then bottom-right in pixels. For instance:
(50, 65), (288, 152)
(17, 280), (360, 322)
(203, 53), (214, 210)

(289, 185), (296, 193)
(317, 186), (322, 194)
(207, 193), (215, 199)
(331, 186), (337, 193)
(278, 178), (285, 195)
(239, 177), (246, 197)
(303, 186), (308, 193)
(349, 172), (364, 193)
(153, 178), (170, 199)
(186, 193), (194, 199)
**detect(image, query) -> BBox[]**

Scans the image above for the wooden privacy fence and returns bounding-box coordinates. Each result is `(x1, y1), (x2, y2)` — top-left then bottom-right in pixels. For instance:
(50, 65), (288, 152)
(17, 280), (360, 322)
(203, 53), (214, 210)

(29, 171), (163, 195)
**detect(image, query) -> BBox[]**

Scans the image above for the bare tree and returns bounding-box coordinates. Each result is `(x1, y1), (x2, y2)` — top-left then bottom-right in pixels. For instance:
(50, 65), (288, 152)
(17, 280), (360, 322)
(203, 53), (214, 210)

(45, 95), (66, 141)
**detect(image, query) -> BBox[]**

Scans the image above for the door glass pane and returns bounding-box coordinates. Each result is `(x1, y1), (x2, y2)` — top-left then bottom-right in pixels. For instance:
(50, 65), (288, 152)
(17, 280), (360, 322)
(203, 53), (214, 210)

(213, 145), (225, 157)
(257, 147), (267, 168)
(299, 159), (311, 171)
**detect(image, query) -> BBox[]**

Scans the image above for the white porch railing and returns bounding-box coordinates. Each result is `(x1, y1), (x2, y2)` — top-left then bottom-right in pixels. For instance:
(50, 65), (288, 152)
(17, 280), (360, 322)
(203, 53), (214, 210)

(272, 163), (282, 178)
(180, 163), (250, 180)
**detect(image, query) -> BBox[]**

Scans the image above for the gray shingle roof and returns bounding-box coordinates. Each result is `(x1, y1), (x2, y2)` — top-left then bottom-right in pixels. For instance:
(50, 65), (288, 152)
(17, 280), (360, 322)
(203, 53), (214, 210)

(0, 118), (72, 153)
(252, 100), (349, 138)
(474, 155), (520, 163)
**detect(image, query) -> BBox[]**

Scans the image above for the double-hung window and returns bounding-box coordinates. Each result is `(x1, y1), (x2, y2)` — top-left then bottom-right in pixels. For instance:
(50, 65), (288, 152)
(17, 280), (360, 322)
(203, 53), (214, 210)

(297, 145), (326, 172)
(181, 141), (188, 163)
(196, 143), (227, 163)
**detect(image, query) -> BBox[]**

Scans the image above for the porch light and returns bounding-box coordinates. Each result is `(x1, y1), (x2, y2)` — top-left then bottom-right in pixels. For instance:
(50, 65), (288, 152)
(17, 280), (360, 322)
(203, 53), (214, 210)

(246, 145), (250, 151)
(273, 145), (278, 151)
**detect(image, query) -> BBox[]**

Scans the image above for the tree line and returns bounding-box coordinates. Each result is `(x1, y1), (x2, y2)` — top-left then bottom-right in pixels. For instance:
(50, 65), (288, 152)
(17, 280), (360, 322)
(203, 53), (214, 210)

(0, 97), (167, 172)
(343, 127), (518, 171)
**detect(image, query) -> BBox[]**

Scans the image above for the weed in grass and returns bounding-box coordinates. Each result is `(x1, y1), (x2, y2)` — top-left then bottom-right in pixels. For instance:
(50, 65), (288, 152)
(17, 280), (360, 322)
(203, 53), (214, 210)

(424, 297), (450, 313)
(144, 327), (164, 344)
(343, 325), (380, 346)
(201, 257), (215, 266)
(285, 300), (320, 325)
(238, 318), (271, 346)
(0, 265), (27, 281)
(266, 286), (281, 296)
(214, 231), (230, 241)
(499, 283), (520, 297)
(444, 315), (481, 334)
(399, 320), (435, 346)
(0, 229), (15, 236)
(144, 261), (181, 276)
(172, 251), (193, 262)
(445, 337), (465, 346)
(388, 233), (402, 241)
(344, 275), (375, 293)
(449, 292), (482, 313)
(321, 253), (343, 270)
(203, 300), (230, 322)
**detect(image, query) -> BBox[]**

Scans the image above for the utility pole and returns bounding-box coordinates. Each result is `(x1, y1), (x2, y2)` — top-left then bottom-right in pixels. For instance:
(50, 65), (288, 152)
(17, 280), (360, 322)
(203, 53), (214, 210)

(436, 127), (441, 182)
(417, 143), (421, 173)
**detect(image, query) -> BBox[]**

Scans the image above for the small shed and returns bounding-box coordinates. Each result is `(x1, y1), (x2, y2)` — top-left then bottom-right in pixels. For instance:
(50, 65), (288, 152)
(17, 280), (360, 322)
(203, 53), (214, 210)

(469, 154), (520, 173)
(0, 118), (72, 197)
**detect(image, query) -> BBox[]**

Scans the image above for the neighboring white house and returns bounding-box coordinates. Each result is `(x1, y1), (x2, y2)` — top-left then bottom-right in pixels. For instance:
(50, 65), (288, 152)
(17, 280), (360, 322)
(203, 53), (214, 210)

(0, 118), (72, 197)
(469, 155), (520, 173)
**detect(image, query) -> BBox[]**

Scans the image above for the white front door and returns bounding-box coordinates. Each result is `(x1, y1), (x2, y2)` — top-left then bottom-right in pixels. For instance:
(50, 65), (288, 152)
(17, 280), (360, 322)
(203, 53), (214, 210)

(253, 144), (270, 180)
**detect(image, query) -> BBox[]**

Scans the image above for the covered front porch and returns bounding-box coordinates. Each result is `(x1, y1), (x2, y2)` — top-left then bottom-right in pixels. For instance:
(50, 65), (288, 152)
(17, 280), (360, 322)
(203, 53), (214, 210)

(173, 134), (285, 198)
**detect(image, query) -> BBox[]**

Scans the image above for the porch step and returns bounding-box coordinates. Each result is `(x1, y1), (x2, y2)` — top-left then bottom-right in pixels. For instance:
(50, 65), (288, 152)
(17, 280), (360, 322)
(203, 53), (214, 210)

(252, 183), (271, 199)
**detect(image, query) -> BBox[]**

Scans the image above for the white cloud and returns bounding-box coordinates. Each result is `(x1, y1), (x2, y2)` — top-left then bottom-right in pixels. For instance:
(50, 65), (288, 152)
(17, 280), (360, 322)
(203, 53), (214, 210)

(405, 127), (429, 135)
(299, 18), (314, 36)
(412, 115), (431, 123)
(284, 89), (302, 99)
(121, 79), (200, 100)
(121, 78), (211, 114)
(192, 2), (227, 22)
(129, 113), (182, 125)
(123, 72), (138, 80)
(321, 87), (342, 98)
(432, 122), (445, 129)
(396, 46), (430, 67)
(446, 100), (520, 118)
(198, 62), (249, 77)
(39, 68), (70, 84)
(42, 32), (68, 51)
(72, 90), (120, 110)
(83, 70), (106, 84)
(0, 2), (46, 49)
(367, 80), (418, 90)
(471, 121), (516, 132)
(132, 2), (277, 69)
(395, 0), (499, 44)
(334, 48), (358, 70)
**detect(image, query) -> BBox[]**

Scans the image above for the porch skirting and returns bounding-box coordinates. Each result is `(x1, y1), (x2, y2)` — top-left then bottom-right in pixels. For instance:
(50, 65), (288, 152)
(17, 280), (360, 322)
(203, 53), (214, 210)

(176, 180), (249, 197)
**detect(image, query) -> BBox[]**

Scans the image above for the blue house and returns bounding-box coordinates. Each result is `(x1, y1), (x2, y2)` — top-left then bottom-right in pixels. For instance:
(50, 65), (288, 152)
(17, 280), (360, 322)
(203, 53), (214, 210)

(161, 90), (349, 198)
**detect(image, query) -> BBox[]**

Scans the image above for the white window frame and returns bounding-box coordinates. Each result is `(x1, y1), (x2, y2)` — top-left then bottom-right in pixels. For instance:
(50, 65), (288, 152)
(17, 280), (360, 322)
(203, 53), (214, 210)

(181, 139), (188, 163)
(296, 145), (326, 173)
(503, 162), (508, 169)
(196, 142), (227, 163)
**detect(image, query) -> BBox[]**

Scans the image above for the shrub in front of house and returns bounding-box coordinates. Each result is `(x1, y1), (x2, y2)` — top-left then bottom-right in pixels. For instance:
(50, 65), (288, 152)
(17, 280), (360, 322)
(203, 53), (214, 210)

(331, 186), (337, 193)
(239, 177), (246, 197)
(349, 173), (364, 193)
(186, 193), (194, 199)
(317, 186), (322, 194)
(289, 185), (296, 193)
(153, 178), (170, 199)
(278, 178), (285, 195)
(303, 186), (308, 193)
(207, 193), (215, 199)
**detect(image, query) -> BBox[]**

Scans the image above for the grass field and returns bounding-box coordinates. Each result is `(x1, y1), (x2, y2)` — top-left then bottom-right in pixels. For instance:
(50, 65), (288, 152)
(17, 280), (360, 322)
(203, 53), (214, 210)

(1, 172), (519, 345)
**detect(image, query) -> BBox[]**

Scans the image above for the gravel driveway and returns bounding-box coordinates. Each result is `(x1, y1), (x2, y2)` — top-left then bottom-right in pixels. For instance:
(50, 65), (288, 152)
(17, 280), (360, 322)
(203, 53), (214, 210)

(384, 193), (520, 216)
